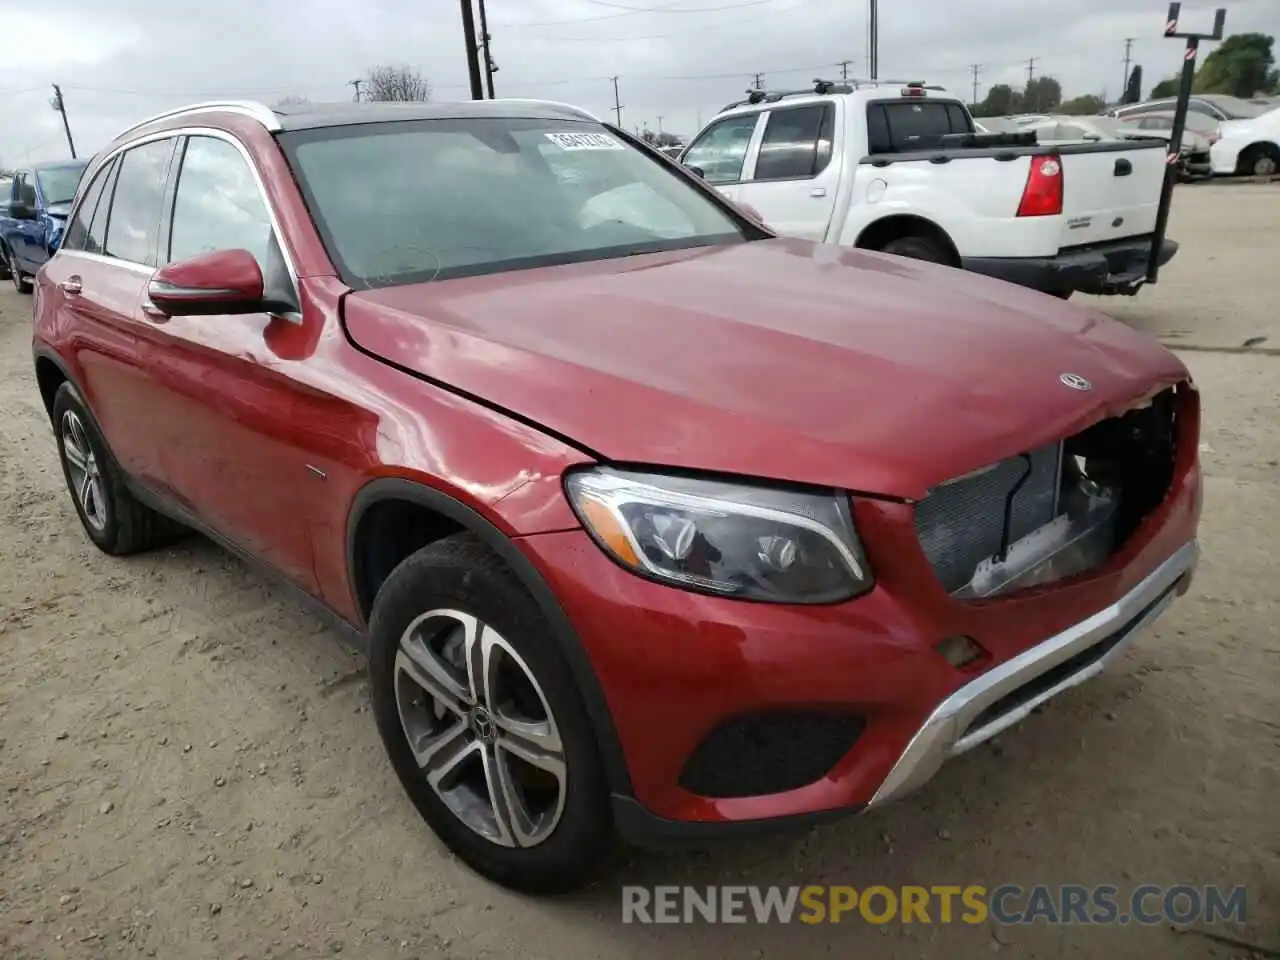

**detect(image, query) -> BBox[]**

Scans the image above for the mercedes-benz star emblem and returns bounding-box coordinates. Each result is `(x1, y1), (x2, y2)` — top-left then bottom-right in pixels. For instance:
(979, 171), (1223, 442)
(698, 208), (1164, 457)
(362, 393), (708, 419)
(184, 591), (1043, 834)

(1059, 372), (1092, 391)
(469, 706), (496, 744)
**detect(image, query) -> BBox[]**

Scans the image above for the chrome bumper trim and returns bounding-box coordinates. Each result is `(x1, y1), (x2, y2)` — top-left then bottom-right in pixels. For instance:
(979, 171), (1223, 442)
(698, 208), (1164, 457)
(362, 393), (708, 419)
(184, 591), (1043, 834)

(868, 540), (1199, 808)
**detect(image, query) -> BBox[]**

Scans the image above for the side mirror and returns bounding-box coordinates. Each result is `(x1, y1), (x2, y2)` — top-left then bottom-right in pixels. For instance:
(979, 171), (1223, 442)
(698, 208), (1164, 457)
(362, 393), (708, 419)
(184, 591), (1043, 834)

(736, 202), (766, 225)
(8, 199), (36, 220)
(147, 248), (265, 317)
(683, 163), (706, 179)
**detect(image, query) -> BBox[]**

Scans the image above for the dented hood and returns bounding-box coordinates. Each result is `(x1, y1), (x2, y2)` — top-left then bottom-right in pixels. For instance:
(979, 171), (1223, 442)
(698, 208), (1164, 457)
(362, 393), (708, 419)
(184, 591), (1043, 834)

(343, 238), (1189, 500)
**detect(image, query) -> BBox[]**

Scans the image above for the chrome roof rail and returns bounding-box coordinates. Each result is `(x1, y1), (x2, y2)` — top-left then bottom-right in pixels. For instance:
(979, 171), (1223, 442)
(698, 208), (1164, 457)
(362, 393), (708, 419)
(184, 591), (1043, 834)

(489, 98), (601, 123)
(112, 100), (282, 141)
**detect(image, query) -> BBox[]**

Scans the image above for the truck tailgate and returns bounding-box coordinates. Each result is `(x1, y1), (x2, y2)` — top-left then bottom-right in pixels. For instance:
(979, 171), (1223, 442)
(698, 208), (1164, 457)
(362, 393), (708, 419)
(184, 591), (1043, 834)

(1056, 140), (1166, 247)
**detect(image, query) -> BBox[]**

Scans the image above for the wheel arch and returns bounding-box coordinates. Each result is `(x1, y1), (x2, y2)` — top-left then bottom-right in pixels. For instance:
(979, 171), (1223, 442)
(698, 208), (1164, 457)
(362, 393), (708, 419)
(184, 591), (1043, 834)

(855, 215), (961, 265)
(345, 476), (634, 799)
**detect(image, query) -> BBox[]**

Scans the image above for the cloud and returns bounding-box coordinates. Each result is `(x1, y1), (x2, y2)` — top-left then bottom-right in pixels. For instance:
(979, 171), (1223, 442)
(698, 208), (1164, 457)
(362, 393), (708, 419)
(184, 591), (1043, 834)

(1, 0), (1275, 166)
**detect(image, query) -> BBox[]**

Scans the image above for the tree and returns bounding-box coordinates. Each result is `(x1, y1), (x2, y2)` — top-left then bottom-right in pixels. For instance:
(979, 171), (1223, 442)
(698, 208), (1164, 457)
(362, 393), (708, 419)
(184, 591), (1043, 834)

(1023, 76), (1062, 112)
(1123, 65), (1143, 104)
(364, 65), (431, 102)
(273, 95), (310, 108)
(654, 131), (682, 148)
(1193, 33), (1275, 97)
(1059, 94), (1106, 115)
(973, 83), (1022, 117)
(1151, 76), (1179, 98)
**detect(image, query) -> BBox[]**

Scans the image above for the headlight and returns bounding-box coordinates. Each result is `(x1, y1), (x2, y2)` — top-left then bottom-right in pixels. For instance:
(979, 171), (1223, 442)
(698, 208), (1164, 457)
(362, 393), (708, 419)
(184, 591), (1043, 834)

(564, 468), (872, 604)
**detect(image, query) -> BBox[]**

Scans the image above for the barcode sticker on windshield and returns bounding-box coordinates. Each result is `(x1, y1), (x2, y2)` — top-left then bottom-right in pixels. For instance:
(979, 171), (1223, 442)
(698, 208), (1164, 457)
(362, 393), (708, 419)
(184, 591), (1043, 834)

(544, 132), (625, 151)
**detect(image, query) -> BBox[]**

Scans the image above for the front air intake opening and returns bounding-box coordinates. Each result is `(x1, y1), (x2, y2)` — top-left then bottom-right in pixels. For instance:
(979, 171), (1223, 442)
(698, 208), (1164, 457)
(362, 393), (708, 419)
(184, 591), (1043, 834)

(915, 387), (1180, 599)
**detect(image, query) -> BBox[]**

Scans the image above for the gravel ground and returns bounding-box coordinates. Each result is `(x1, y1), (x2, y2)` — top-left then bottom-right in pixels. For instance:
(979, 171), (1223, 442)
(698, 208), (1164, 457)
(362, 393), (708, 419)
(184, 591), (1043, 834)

(1, 183), (1277, 960)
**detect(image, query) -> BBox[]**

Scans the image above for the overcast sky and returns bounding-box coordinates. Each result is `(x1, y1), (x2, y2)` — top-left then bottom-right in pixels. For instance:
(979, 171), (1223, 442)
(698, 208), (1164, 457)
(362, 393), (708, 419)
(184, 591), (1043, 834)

(1, 0), (1276, 166)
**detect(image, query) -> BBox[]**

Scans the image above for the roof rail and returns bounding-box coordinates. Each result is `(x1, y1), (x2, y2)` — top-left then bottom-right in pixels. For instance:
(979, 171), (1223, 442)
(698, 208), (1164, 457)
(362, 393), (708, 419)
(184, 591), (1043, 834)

(718, 77), (948, 113)
(490, 98), (601, 123)
(112, 100), (281, 141)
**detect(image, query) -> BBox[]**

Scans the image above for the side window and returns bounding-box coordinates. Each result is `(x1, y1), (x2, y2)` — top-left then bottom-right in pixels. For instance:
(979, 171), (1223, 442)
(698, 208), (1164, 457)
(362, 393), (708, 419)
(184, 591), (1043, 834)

(105, 139), (176, 265)
(62, 162), (113, 253)
(1188, 101), (1218, 118)
(86, 160), (119, 255)
(753, 104), (834, 181)
(168, 136), (274, 266)
(867, 102), (972, 154)
(681, 114), (758, 184)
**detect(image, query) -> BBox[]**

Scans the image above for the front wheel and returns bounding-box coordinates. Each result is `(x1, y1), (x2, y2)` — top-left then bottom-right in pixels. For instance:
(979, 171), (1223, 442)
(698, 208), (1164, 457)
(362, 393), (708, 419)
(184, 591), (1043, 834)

(368, 533), (613, 894)
(1240, 143), (1280, 178)
(8, 247), (31, 293)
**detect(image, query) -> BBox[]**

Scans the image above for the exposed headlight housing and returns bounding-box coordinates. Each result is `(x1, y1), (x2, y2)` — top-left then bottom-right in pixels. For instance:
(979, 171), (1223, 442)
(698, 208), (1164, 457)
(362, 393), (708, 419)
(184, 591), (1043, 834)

(564, 468), (872, 604)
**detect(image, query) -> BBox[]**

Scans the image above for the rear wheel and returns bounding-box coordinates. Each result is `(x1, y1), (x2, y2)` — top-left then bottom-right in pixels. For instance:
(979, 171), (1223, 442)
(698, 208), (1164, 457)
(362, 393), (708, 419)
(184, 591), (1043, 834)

(1240, 143), (1280, 178)
(368, 533), (613, 894)
(52, 383), (181, 555)
(879, 235), (951, 265)
(8, 247), (31, 293)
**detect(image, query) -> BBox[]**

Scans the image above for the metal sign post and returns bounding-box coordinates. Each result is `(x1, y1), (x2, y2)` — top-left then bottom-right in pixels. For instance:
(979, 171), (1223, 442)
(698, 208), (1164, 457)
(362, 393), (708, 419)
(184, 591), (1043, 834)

(1147, 2), (1226, 285)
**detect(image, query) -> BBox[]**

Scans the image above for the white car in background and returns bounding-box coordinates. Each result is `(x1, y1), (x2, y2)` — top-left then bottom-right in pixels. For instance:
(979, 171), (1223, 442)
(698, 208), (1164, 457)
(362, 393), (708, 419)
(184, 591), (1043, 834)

(1210, 107), (1280, 177)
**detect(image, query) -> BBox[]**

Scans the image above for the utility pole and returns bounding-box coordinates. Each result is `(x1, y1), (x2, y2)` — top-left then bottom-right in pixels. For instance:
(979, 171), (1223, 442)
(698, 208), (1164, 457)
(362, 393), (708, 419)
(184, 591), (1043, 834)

(1122, 37), (1135, 98)
(970, 64), (981, 108)
(477, 0), (496, 97)
(657, 115), (664, 135)
(610, 76), (623, 127)
(349, 78), (363, 102)
(1026, 57), (1038, 111)
(50, 85), (76, 158)
(838, 59), (853, 82)
(868, 0), (878, 79)
(751, 72), (763, 90)
(459, 0), (485, 101)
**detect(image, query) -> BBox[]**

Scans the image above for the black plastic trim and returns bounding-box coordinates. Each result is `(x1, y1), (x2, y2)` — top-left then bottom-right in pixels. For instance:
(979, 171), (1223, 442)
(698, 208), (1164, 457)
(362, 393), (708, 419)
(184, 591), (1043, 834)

(345, 476), (635, 800)
(861, 137), (1166, 167)
(612, 795), (862, 849)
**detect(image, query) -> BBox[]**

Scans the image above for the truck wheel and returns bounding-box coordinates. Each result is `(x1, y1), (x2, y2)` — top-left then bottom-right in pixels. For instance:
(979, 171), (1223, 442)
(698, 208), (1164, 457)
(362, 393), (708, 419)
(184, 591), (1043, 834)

(8, 247), (31, 294)
(880, 235), (951, 265)
(1240, 143), (1279, 178)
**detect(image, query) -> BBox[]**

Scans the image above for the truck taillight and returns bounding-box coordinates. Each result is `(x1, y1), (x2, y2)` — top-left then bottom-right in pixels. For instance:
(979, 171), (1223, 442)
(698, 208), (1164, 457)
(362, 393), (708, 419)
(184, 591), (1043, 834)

(1016, 155), (1063, 217)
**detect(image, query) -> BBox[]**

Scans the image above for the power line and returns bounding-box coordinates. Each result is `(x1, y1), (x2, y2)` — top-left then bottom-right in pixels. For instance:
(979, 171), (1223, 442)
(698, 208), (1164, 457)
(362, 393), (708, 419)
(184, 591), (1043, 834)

(520, 0), (817, 42)
(495, 0), (785, 29)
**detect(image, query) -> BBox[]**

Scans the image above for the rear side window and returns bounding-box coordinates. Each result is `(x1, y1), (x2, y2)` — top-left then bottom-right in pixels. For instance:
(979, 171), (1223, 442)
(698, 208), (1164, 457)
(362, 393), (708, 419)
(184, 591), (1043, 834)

(681, 113), (758, 184)
(866, 101), (974, 154)
(105, 139), (176, 265)
(168, 136), (275, 266)
(753, 104), (835, 180)
(63, 161), (114, 253)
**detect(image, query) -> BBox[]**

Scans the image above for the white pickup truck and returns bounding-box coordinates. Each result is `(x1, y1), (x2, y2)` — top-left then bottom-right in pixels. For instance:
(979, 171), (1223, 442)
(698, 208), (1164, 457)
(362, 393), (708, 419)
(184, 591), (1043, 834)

(678, 80), (1178, 297)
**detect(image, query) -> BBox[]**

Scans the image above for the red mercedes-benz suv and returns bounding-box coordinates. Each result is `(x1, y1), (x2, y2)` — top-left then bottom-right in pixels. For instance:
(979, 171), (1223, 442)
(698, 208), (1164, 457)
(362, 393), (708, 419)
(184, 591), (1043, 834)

(31, 99), (1201, 893)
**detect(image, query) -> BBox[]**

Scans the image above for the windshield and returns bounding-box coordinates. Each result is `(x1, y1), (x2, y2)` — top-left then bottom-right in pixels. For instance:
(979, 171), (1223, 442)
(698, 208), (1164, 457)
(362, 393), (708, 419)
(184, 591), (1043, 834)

(36, 163), (88, 205)
(280, 117), (752, 288)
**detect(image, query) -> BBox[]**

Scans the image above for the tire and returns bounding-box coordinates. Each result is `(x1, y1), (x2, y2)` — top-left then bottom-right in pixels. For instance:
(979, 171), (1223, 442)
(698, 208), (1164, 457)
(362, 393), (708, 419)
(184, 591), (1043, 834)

(9, 246), (31, 293)
(368, 532), (613, 894)
(879, 235), (951, 265)
(1240, 143), (1279, 178)
(51, 382), (181, 555)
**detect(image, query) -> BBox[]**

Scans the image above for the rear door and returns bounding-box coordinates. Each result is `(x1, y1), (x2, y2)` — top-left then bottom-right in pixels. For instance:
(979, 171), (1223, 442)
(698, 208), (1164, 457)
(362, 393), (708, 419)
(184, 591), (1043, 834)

(142, 133), (318, 589)
(44, 139), (180, 489)
(678, 111), (763, 203)
(735, 101), (840, 240)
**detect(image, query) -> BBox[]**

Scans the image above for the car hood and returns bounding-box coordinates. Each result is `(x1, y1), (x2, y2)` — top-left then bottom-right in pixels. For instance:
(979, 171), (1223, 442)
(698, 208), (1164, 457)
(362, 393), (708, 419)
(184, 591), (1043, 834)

(342, 239), (1189, 499)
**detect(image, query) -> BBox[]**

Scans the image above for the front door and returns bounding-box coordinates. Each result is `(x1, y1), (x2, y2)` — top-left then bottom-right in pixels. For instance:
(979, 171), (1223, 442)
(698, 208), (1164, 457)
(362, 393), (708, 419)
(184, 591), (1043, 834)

(679, 111), (763, 204)
(142, 134), (320, 591)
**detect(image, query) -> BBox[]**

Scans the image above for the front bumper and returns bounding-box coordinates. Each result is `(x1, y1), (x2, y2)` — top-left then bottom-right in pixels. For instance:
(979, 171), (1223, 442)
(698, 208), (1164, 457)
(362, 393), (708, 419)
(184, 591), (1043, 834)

(869, 539), (1197, 806)
(962, 236), (1179, 296)
(516, 461), (1201, 845)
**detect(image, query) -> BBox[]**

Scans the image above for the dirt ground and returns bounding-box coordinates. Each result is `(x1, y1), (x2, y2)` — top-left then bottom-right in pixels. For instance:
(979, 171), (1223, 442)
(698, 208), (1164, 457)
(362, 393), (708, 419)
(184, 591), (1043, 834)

(1, 183), (1277, 960)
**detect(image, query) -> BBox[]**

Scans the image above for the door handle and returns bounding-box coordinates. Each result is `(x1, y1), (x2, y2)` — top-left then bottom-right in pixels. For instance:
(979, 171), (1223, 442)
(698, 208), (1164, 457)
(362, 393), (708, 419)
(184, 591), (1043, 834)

(810, 187), (828, 197)
(1114, 158), (1133, 176)
(58, 277), (82, 296)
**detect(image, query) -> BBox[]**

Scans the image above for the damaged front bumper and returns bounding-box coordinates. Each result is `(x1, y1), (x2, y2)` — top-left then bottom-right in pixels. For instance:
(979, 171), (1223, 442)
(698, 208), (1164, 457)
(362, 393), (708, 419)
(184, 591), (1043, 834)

(868, 539), (1198, 807)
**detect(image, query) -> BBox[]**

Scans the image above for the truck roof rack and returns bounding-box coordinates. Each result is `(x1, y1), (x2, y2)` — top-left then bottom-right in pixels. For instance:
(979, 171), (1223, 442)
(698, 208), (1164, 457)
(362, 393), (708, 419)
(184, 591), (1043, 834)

(111, 100), (282, 142)
(719, 78), (947, 113)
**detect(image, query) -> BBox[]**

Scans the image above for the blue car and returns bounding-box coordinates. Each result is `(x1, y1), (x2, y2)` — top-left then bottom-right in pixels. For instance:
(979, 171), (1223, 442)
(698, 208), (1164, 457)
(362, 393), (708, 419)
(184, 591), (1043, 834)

(1, 159), (89, 293)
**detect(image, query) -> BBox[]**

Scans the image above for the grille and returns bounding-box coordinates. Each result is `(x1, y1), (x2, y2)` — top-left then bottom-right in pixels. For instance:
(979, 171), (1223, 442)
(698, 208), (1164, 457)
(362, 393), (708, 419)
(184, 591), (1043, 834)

(914, 443), (1062, 594)
(678, 712), (864, 799)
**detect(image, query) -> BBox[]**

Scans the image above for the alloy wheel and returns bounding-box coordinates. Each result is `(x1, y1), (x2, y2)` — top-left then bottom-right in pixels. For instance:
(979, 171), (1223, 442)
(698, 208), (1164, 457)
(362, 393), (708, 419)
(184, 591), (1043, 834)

(1254, 154), (1278, 178)
(60, 410), (108, 532)
(393, 609), (567, 848)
